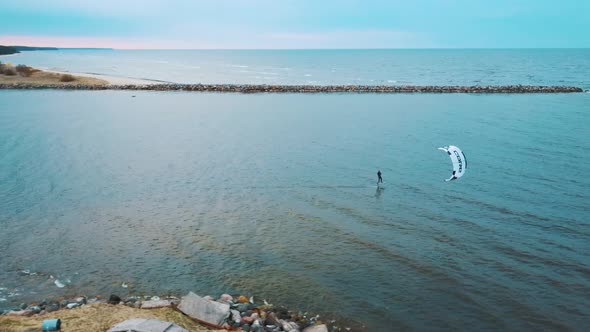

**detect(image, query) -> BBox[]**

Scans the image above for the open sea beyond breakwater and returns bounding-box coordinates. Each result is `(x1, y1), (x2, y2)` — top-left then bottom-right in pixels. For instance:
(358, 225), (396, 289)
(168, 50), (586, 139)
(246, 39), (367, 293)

(3, 49), (590, 88)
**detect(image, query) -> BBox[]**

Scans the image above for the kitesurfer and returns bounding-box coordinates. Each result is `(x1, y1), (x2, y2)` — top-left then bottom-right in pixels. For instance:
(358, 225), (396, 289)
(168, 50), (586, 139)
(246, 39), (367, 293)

(377, 170), (383, 184)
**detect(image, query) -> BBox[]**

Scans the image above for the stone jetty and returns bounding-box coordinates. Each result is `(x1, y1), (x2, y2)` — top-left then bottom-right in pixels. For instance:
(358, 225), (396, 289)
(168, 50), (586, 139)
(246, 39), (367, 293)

(0, 82), (584, 93)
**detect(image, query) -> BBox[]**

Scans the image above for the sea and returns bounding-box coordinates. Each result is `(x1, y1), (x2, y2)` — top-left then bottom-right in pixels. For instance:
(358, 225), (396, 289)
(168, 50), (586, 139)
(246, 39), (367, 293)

(0, 49), (589, 331)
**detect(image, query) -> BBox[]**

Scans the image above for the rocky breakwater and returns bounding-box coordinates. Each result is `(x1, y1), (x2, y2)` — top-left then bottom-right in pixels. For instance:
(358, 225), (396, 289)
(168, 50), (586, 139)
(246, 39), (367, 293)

(0, 82), (584, 93)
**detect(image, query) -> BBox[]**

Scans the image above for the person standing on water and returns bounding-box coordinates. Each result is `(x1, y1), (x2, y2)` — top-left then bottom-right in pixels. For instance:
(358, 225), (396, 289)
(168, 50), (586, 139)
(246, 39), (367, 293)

(377, 169), (383, 184)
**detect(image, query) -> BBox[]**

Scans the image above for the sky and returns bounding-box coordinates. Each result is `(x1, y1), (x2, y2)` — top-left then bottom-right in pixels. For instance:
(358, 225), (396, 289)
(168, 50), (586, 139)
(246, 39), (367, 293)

(1, 0), (589, 49)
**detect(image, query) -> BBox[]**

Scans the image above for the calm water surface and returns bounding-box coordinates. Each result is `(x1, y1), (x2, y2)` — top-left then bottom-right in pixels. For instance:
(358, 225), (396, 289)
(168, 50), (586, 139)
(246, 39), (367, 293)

(1, 91), (589, 331)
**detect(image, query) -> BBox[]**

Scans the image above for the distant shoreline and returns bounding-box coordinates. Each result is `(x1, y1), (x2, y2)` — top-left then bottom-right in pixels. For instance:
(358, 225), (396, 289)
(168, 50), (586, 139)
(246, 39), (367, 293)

(0, 45), (59, 55)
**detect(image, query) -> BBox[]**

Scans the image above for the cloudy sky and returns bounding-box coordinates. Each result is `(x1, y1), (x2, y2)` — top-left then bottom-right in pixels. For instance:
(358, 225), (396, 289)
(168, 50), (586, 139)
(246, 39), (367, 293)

(1, 0), (588, 49)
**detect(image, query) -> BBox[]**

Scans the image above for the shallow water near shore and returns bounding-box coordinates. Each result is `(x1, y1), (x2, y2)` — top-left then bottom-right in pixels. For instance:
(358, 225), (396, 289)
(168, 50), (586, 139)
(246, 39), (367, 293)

(1, 91), (589, 330)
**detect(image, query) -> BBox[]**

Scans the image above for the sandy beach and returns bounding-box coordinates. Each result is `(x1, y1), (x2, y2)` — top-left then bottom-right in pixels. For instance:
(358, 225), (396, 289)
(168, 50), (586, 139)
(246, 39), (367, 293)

(0, 60), (162, 86)
(41, 69), (163, 85)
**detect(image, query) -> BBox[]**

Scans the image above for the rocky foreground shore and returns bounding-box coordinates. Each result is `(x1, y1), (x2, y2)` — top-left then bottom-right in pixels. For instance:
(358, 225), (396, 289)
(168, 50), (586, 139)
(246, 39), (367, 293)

(0, 292), (335, 332)
(0, 82), (584, 93)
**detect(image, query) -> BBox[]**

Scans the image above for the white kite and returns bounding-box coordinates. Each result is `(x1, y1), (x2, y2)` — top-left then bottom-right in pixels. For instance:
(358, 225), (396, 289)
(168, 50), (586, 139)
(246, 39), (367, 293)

(438, 145), (467, 181)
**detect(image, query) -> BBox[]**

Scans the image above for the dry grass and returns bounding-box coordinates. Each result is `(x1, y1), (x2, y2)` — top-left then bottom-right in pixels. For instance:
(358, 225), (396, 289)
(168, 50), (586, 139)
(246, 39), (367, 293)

(0, 303), (224, 332)
(59, 74), (76, 82)
(0, 66), (108, 85)
(15, 65), (38, 77)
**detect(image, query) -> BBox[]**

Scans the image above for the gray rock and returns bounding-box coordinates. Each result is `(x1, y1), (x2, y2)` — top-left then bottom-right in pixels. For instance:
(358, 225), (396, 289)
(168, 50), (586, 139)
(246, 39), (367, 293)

(60, 300), (69, 308)
(124, 299), (136, 306)
(29, 305), (42, 313)
(219, 294), (233, 302)
(276, 308), (291, 319)
(265, 312), (280, 326)
(19, 303), (27, 310)
(66, 302), (79, 309)
(281, 320), (300, 331)
(108, 294), (122, 305)
(242, 323), (251, 331)
(230, 309), (241, 324)
(177, 292), (230, 327)
(46, 303), (60, 312)
(87, 297), (100, 304)
(141, 300), (172, 309)
(107, 318), (188, 332)
(236, 303), (252, 312)
(302, 325), (328, 332)
(75, 296), (87, 304)
(251, 320), (263, 332)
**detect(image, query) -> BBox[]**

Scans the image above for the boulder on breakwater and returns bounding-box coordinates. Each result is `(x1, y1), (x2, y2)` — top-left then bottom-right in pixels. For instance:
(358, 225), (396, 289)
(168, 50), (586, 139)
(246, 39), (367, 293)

(0, 82), (584, 93)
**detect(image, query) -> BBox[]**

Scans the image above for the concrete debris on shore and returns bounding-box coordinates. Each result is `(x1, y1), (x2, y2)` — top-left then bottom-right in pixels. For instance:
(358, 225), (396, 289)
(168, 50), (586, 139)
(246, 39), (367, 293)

(175, 292), (329, 332)
(0, 82), (584, 93)
(1, 292), (335, 332)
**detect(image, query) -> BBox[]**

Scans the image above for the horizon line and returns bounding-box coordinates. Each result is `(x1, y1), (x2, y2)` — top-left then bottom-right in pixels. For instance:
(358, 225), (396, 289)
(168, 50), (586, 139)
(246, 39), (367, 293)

(4, 45), (590, 51)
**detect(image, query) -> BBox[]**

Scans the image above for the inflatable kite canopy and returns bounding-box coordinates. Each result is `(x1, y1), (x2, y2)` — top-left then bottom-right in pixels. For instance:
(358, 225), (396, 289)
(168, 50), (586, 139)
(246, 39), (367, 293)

(438, 145), (467, 181)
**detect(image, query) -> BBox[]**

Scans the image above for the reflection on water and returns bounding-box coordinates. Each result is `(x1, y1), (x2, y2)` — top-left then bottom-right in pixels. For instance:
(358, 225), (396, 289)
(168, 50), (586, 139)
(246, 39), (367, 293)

(375, 187), (384, 199)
